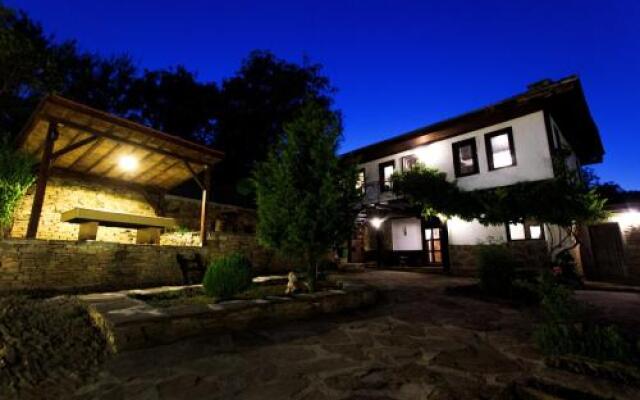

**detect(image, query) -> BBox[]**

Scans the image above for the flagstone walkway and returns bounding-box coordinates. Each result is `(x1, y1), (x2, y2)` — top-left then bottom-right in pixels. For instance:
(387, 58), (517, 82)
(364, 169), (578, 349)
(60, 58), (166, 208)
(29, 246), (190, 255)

(72, 270), (640, 400)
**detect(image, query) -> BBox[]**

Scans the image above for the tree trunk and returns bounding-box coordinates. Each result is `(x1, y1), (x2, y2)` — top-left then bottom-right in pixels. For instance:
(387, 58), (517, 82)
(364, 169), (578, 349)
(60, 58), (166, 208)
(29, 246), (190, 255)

(306, 259), (317, 292)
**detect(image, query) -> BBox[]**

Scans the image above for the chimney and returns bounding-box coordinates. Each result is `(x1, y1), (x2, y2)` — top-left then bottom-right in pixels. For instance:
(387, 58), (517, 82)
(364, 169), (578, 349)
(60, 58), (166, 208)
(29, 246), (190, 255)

(527, 79), (553, 91)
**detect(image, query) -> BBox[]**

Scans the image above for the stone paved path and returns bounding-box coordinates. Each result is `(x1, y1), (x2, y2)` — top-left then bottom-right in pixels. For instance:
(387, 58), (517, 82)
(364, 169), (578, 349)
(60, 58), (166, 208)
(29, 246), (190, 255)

(71, 271), (638, 400)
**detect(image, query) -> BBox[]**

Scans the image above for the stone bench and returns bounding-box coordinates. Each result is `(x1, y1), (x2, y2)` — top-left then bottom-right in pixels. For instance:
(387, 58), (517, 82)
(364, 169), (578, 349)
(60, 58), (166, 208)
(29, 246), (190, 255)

(61, 208), (177, 244)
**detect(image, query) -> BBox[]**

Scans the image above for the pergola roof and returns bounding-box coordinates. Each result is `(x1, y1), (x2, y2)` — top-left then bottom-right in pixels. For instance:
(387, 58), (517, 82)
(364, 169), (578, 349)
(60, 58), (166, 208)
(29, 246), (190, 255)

(17, 95), (224, 190)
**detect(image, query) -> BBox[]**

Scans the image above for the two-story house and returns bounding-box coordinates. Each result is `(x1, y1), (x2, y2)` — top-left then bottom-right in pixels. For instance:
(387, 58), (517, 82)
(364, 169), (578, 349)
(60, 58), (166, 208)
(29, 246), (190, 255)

(343, 76), (604, 275)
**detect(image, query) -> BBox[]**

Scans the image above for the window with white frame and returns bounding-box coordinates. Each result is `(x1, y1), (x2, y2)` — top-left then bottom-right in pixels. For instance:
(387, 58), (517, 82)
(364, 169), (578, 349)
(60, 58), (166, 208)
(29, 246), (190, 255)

(485, 128), (516, 170)
(507, 221), (544, 241)
(401, 155), (418, 172)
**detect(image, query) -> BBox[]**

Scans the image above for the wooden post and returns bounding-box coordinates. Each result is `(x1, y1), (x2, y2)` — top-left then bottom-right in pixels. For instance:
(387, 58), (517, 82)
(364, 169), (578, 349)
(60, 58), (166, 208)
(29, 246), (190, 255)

(26, 121), (58, 239)
(199, 165), (211, 247)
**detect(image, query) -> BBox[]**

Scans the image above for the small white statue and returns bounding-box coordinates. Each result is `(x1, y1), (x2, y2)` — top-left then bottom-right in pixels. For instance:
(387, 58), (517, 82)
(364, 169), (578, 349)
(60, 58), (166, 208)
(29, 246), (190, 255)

(285, 271), (305, 295)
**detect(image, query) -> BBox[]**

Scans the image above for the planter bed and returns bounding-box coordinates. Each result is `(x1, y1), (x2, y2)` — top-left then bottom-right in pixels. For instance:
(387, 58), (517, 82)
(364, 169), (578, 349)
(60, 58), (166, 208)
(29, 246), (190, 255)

(79, 280), (377, 352)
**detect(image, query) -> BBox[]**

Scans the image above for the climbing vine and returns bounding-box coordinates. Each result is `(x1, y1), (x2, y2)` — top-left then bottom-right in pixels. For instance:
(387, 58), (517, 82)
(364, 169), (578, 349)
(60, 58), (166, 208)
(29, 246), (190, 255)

(391, 158), (608, 259)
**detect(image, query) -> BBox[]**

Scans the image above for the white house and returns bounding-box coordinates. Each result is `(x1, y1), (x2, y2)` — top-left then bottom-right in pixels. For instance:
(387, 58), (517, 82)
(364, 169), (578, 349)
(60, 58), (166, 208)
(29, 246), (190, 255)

(343, 76), (604, 275)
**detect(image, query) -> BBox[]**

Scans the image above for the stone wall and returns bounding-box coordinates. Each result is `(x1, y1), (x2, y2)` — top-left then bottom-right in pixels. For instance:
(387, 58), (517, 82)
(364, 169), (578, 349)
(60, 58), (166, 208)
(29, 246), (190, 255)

(0, 236), (296, 293)
(449, 241), (549, 276)
(11, 174), (157, 243)
(9, 172), (257, 246)
(0, 240), (204, 293)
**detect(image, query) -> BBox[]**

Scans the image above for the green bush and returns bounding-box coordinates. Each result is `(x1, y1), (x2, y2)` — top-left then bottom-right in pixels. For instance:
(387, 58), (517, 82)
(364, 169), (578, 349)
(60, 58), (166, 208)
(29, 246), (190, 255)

(202, 253), (253, 299)
(476, 245), (520, 297)
(534, 272), (633, 363)
(0, 139), (35, 233)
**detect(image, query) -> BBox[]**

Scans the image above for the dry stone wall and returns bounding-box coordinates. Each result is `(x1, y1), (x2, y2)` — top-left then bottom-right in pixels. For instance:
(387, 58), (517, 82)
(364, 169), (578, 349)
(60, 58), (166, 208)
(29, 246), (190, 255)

(449, 241), (549, 276)
(2, 173), (295, 292)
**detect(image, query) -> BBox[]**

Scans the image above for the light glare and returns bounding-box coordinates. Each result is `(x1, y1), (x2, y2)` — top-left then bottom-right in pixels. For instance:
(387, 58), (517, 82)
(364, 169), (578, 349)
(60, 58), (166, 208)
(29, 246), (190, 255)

(118, 155), (138, 172)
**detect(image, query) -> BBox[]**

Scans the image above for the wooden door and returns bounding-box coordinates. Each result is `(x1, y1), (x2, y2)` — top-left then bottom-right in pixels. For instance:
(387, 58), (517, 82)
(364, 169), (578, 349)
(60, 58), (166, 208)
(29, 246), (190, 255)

(589, 223), (626, 279)
(423, 227), (443, 265)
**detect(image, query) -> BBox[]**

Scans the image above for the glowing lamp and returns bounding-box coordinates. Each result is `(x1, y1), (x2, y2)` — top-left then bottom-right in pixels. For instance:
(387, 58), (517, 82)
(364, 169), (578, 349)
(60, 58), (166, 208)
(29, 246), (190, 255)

(370, 217), (384, 229)
(118, 155), (138, 172)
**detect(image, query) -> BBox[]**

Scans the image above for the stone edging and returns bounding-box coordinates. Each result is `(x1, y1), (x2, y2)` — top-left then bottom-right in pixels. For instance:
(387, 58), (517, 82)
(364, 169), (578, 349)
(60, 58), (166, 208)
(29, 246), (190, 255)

(79, 283), (377, 353)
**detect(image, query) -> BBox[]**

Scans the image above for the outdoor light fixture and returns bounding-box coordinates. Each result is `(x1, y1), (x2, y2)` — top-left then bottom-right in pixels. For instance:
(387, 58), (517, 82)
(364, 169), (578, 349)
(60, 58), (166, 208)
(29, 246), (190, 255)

(118, 155), (138, 172)
(612, 208), (640, 229)
(370, 217), (384, 229)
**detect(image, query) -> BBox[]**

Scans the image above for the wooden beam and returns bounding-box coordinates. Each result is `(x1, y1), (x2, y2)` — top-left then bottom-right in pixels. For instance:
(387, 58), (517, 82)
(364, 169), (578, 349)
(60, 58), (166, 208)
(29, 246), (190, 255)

(43, 115), (212, 166)
(184, 161), (204, 190)
(26, 121), (58, 239)
(200, 165), (211, 247)
(85, 143), (122, 173)
(51, 134), (98, 161)
(67, 137), (104, 169)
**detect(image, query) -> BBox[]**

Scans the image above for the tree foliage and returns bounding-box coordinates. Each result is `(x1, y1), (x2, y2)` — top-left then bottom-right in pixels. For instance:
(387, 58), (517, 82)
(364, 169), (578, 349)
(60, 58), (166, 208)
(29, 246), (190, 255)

(392, 162), (607, 228)
(0, 5), (336, 206)
(254, 101), (360, 291)
(0, 139), (35, 234)
(392, 161), (607, 262)
(211, 51), (334, 205)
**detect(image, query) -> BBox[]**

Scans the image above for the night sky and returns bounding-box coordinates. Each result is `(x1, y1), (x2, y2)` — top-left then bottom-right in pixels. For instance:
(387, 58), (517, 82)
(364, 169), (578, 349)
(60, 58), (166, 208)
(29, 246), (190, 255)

(7, 0), (640, 189)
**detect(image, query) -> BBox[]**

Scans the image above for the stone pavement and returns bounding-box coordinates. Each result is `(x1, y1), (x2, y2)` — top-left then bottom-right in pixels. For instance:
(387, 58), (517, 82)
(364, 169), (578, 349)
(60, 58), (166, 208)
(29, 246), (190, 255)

(72, 270), (640, 400)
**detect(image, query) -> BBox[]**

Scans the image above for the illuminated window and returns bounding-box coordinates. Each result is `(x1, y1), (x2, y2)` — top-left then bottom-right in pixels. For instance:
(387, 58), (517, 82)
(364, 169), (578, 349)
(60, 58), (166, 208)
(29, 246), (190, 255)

(401, 155), (418, 172)
(379, 161), (395, 192)
(485, 128), (516, 170)
(507, 221), (544, 241)
(452, 138), (479, 177)
(355, 169), (365, 193)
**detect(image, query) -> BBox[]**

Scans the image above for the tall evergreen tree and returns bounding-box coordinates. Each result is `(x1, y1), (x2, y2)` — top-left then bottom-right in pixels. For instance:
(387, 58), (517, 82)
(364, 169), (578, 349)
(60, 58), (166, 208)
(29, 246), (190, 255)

(254, 101), (360, 291)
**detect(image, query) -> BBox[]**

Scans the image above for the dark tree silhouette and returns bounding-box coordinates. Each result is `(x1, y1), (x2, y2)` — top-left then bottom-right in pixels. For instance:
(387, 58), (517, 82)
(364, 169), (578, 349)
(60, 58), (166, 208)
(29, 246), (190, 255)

(211, 51), (335, 205)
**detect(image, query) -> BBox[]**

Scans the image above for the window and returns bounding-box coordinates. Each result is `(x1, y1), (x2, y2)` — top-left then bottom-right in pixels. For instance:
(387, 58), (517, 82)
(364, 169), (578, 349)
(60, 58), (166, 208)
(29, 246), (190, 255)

(401, 155), (418, 172)
(506, 221), (544, 241)
(485, 128), (516, 170)
(379, 160), (395, 192)
(355, 169), (365, 193)
(452, 138), (479, 177)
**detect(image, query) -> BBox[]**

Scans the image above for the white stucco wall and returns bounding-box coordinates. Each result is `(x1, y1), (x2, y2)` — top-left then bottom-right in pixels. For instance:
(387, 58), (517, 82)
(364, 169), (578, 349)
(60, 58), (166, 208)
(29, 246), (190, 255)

(446, 217), (507, 245)
(358, 111), (554, 196)
(549, 115), (580, 173)
(391, 218), (423, 250)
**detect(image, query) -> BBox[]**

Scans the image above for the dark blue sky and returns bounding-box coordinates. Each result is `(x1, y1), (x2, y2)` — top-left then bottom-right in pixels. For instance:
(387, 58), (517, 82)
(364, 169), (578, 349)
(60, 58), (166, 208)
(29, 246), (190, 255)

(8, 0), (640, 189)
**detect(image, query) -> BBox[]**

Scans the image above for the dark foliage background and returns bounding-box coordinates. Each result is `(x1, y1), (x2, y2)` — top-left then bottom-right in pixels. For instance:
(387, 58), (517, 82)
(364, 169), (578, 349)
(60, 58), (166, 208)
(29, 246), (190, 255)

(0, 5), (334, 206)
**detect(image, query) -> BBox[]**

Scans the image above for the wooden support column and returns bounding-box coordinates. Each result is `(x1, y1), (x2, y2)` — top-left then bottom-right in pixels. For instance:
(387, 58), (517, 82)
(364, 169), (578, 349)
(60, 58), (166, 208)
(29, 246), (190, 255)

(199, 165), (211, 247)
(26, 121), (58, 239)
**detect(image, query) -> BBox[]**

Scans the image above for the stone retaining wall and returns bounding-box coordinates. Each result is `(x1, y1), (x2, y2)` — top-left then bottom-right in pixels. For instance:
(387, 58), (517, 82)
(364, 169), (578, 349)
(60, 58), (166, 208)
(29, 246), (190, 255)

(0, 236), (297, 293)
(449, 241), (549, 276)
(0, 240), (204, 293)
(81, 283), (378, 352)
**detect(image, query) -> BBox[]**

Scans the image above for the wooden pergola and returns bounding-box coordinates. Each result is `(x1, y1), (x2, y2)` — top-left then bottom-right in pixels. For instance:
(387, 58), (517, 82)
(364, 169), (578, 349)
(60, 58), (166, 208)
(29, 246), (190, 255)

(16, 95), (224, 246)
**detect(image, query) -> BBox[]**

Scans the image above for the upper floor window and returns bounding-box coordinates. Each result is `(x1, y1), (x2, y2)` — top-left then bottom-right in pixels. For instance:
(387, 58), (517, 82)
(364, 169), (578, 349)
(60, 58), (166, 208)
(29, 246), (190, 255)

(379, 160), (395, 192)
(401, 155), (418, 172)
(452, 138), (479, 177)
(485, 128), (516, 170)
(506, 220), (544, 241)
(355, 169), (365, 193)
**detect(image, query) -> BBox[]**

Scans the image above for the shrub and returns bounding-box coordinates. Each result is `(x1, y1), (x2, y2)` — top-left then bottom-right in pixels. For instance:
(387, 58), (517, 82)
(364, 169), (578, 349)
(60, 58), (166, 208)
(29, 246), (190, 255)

(0, 139), (35, 234)
(476, 245), (520, 297)
(202, 253), (253, 299)
(552, 250), (583, 289)
(534, 272), (633, 363)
